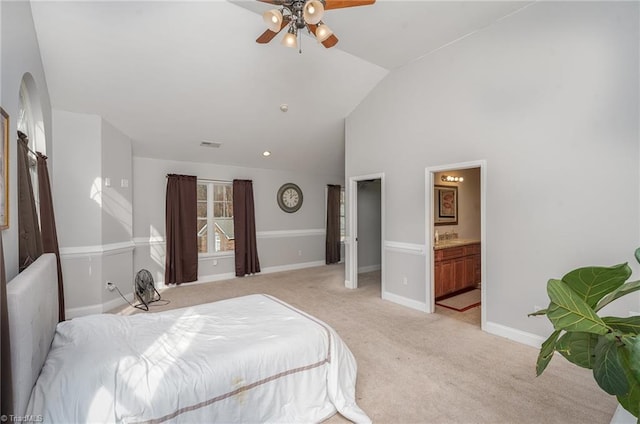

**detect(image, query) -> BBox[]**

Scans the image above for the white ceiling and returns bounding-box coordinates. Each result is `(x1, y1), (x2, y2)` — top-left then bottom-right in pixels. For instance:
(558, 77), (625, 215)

(30, 0), (530, 176)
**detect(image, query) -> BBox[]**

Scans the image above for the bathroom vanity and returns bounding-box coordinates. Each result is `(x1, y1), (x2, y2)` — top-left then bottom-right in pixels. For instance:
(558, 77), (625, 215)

(434, 240), (481, 299)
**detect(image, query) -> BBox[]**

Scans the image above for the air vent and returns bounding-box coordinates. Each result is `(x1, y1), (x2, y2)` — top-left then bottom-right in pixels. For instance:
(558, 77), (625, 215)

(200, 141), (222, 148)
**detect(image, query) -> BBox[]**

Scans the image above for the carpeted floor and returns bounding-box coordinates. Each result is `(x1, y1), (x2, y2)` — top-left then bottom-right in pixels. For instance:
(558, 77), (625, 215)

(111, 265), (617, 424)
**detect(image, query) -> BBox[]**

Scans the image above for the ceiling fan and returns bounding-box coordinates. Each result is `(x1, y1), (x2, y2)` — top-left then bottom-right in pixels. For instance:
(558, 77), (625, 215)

(256, 0), (375, 50)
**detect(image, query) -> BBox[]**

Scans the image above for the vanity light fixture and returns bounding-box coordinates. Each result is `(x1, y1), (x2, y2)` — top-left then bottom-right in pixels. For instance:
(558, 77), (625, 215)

(441, 175), (464, 183)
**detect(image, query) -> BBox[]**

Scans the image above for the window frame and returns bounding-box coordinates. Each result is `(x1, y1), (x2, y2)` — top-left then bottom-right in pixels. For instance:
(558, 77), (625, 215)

(197, 179), (235, 258)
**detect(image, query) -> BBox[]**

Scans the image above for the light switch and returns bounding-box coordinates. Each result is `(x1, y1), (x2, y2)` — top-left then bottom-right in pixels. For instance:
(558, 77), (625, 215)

(104, 178), (111, 187)
(121, 179), (129, 188)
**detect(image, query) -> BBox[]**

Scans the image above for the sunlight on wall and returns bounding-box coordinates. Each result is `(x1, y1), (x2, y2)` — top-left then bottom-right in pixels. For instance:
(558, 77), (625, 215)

(101, 187), (133, 236)
(150, 225), (165, 282)
(90, 178), (102, 207)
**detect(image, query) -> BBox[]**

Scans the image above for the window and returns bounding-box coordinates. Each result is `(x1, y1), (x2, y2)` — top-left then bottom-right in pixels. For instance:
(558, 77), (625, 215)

(197, 181), (234, 254)
(17, 79), (41, 220)
(340, 188), (345, 242)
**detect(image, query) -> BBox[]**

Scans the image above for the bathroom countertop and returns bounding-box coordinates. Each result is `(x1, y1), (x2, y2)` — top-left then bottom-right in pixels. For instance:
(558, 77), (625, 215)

(433, 239), (480, 250)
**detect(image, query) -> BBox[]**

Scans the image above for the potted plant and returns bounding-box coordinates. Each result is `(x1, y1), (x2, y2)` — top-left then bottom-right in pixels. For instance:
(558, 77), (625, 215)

(530, 248), (640, 422)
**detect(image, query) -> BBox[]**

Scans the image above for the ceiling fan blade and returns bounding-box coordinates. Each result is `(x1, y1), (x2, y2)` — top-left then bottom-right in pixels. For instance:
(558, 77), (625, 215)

(307, 23), (339, 48)
(257, 0), (284, 5)
(324, 0), (375, 10)
(256, 18), (289, 44)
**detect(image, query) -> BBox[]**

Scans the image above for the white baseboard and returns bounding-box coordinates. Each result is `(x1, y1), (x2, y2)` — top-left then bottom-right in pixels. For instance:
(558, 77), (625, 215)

(382, 291), (428, 312)
(484, 321), (546, 348)
(261, 260), (325, 275)
(156, 261), (326, 289)
(66, 291), (134, 319)
(358, 264), (381, 274)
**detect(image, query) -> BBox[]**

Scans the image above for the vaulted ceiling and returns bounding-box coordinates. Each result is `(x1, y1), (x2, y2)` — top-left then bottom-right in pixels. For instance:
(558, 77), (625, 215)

(30, 0), (530, 176)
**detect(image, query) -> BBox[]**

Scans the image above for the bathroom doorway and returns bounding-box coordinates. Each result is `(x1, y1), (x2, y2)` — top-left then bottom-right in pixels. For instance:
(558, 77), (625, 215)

(426, 161), (486, 329)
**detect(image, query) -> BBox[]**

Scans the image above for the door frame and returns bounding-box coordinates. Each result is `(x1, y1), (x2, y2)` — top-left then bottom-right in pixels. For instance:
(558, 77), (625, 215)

(425, 160), (486, 330)
(346, 172), (385, 294)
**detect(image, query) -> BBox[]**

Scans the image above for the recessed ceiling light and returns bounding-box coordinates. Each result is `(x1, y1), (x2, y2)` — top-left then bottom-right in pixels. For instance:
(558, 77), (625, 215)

(279, 104), (288, 112)
(263, 151), (271, 157)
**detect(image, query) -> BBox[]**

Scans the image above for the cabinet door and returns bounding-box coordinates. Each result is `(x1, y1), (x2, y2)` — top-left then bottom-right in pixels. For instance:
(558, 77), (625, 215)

(436, 259), (454, 298)
(452, 257), (466, 292)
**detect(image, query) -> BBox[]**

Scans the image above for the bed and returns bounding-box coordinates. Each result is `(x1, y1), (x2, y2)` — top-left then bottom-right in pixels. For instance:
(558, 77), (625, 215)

(7, 254), (370, 423)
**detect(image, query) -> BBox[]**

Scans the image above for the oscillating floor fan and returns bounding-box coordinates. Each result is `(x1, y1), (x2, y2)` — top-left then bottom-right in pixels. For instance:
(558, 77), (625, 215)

(134, 269), (161, 311)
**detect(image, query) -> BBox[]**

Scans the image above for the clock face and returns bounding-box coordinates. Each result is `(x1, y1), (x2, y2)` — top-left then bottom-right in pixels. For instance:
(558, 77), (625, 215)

(277, 183), (303, 213)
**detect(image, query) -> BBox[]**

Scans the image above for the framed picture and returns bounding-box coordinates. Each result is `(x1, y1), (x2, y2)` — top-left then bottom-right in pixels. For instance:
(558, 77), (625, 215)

(0, 108), (8, 230)
(434, 185), (457, 226)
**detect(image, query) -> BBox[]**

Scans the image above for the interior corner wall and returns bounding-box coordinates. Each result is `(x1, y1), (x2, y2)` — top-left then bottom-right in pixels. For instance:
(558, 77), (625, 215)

(132, 156), (343, 285)
(0, 1), (53, 280)
(345, 1), (640, 339)
(52, 110), (134, 316)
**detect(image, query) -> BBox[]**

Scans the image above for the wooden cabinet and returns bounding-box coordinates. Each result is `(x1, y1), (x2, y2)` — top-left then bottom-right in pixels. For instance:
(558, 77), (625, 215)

(434, 243), (480, 299)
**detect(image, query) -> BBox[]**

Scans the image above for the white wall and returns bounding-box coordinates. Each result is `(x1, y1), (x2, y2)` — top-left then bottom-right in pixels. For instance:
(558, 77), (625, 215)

(357, 179), (381, 273)
(133, 156), (343, 285)
(345, 2), (640, 340)
(52, 110), (134, 316)
(0, 1), (53, 280)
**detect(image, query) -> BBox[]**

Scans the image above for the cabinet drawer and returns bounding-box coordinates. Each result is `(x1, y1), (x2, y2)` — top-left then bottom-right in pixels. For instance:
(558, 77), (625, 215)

(438, 246), (465, 260)
(464, 243), (481, 255)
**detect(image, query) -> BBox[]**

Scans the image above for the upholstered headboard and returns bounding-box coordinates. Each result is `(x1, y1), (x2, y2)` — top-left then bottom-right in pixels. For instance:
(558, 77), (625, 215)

(6, 254), (58, 416)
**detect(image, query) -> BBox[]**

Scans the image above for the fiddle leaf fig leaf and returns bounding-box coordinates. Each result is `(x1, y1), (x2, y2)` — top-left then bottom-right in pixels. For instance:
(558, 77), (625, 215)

(536, 330), (561, 376)
(596, 280), (640, 312)
(546, 279), (609, 335)
(623, 336), (640, 385)
(528, 308), (548, 317)
(635, 247), (640, 265)
(562, 263), (631, 309)
(603, 316), (640, 335)
(617, 343), (640, 418)
(593, 336), (629, 396)
(556, 332), (598, 369)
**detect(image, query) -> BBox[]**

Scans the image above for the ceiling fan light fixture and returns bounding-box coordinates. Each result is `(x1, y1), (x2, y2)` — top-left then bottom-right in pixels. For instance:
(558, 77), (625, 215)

(281, 27), (298, 49)
(263, 9), (283, 32)
(303, 0), (324, 25)
(315, 21), (333, 42)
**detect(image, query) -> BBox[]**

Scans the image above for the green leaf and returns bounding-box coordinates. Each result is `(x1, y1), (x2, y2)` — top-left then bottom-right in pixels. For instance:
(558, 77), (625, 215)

(635, 247), (640, 265)
(617, 344), (640, 419)
(604, 316), (640, 335)
(536, 330), (561, 376)
(623, 336), (640, 385)
(546, 279), (610, 335)
(596, 280), (640, 312)
(562, 263), (631, 309)
(593, 336), (629, 396)
(556, 332), (598, 369)
(528, 308), (548, 317)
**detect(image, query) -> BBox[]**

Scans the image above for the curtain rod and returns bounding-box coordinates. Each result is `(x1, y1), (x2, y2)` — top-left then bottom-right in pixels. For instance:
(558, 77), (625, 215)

(164, 175), (232, 184)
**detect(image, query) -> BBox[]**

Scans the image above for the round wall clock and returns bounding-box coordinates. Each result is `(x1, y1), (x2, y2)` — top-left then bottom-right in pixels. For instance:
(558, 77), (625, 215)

(277, 183), (303, 213)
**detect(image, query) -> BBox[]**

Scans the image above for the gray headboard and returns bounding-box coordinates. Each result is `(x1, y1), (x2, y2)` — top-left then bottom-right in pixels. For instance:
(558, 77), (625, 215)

(6, 253), (58, 416)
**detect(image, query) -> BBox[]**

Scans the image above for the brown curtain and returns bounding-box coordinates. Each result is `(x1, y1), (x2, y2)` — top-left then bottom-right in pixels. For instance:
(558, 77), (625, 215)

(326, 184), (341, 264)
(37, 153), (65, 322)
(17, 132), (42, 272)
(233, 179), (260, 277)
(0, 237), (13, 418)
(165, 174), (198, 285)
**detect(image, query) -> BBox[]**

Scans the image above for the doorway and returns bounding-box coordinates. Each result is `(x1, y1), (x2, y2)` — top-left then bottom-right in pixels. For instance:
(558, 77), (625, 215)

(426, 161), (486, 329)
(346, 173), (385, 297)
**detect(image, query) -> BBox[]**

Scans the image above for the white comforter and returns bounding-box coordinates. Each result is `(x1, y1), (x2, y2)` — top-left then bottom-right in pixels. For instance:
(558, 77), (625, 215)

(26, 294), (370, 424)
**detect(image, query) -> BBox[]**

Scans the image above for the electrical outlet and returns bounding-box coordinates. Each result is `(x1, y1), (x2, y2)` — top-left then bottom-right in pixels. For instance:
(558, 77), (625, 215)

(298, 250), (302, 256)
(402, 276), (408, 285)
(105, 281), (116, 292)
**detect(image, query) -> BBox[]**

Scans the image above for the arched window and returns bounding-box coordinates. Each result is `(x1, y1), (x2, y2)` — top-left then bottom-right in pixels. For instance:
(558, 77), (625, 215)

(17, 75), (46, 220)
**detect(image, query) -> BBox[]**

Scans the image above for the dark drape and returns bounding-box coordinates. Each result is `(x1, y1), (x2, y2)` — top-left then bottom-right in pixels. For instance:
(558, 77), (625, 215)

(17, 133), (42, 272)
(326, 184), (341, 264)
(37, 153), (65, 322)
(165, 174), (198, 285)
(233, 179), (260, 277)
(0, 237), (13, 418)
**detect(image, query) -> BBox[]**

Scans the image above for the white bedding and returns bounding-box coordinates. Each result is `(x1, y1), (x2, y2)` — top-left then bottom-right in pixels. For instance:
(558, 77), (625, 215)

(26, 294), (370, 424)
